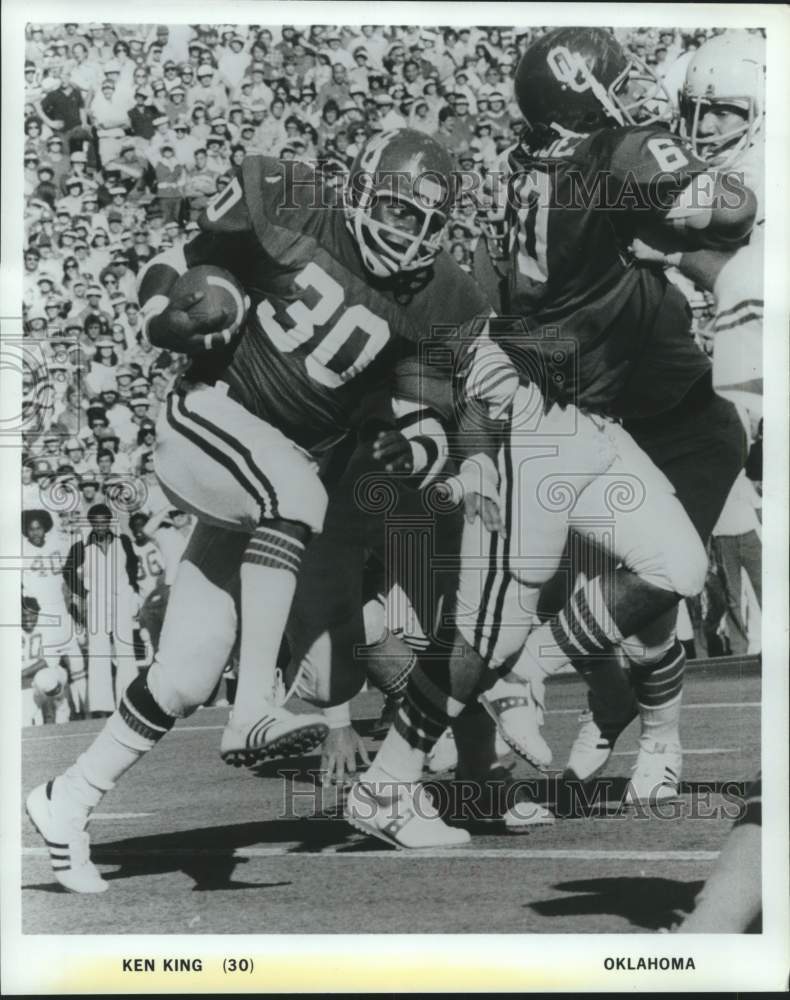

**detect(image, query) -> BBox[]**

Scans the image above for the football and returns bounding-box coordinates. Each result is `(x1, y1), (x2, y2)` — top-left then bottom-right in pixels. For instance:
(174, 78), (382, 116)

(169, 265), (248, 347)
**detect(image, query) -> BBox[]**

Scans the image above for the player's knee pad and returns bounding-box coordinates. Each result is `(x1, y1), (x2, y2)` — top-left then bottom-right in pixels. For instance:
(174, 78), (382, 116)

(627, 521), (708, 598)
(149, 588), (236, 718)
(621, 630), (678, 667)
(145, 653), (216, 719)
(360, 628), (416, 699)
(362, 595), (386, 646)
(288, 630), (366, 708)
(148, 567), (237, 718)
(620, 604), (679, 666)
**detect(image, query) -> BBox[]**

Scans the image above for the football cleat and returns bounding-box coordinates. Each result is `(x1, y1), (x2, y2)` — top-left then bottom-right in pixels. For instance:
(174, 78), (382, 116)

(502, 793), (556, 834)
(454, 762), (555, 833)
(345, 778), (470, 849)
(220, 705), (329, 767)
(564, 709), (619, 782)
(478, 676), (553, 770)
(624, 738), (683, 804)
(25, 781), (107, 894)
(426, 728), (459, 774)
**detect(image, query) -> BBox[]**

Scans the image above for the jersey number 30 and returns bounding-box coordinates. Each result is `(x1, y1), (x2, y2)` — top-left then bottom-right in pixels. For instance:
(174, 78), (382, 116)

(258, 262), (390, 388)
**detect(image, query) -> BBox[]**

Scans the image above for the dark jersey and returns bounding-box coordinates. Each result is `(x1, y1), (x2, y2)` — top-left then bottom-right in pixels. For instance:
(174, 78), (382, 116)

(140, 156), (492, 451)
(503, 126), (712, 418)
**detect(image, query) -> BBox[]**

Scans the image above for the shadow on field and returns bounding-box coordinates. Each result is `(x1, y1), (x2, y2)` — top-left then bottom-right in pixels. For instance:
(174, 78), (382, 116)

(528, 875), (704, 929)
(82, 816), (361, 890)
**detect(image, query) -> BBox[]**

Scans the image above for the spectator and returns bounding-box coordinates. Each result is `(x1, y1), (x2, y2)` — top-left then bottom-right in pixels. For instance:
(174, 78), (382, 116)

(63, 504), (140, 715)
(153, 144), (185, 223)
(128, 88), (160, 140)
(39, 75), (93, 156)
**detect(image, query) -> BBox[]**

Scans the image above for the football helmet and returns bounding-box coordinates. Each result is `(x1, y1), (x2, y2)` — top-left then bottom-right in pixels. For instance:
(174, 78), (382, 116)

(514, 27), (671, 136)
(679, 31), (765, 167)
(345, 129), (455, 278)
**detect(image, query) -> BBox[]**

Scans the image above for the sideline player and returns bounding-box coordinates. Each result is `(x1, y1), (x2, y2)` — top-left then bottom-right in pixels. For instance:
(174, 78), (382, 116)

(22, 510), (86, 715)
(21, 595), (72, 726)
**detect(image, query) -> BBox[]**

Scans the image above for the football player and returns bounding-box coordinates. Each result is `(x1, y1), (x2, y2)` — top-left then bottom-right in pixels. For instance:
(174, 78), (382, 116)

(633, 30), (764, 419)
(345, 29), (755, 843)
(21, 595), (72, 726)
(26, 130), (523, 891)
(476, 28), (754, 794)
(673, 774), (762, 932)
(22, 510), (86, 715)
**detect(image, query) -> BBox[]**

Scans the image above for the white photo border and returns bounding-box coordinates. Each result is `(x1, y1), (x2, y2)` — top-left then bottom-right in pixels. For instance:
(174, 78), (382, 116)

(1, 0), (788, 992)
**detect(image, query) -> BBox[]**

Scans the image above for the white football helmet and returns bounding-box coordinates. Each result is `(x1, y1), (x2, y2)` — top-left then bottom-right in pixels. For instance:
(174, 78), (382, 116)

(679, 30), (765, 166)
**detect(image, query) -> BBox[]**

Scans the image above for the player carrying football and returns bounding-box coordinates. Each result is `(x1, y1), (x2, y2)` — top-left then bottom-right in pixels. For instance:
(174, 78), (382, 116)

(25, 130), (521, 892)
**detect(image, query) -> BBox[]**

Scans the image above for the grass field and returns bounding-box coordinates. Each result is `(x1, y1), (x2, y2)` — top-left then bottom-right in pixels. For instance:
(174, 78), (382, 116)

(21, 656), (759, 934)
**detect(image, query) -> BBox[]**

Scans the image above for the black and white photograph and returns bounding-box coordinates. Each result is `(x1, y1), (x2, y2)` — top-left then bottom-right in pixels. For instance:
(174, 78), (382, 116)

(1, 1), (787, 993)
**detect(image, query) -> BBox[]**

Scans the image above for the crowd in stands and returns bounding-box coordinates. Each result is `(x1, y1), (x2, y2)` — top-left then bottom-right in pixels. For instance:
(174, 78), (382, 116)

(19, 22), (760, 722)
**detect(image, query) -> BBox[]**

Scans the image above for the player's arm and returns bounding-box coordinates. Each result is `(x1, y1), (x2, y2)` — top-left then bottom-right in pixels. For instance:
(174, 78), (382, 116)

(136, 169), (258, 355)
(377, 397), (450, 486)
(611, 130), (757, 250)
(380, 325), (518, 490)
(319, 701), (370, 785)
(630, 237), (733, 293)
(142, 505), (170, 538)
(661, 170), (756, 247)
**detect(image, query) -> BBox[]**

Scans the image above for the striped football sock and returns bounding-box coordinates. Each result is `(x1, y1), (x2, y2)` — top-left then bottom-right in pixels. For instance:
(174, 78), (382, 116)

(54, 669), (175, 820)
(371, 664), (465, 784)
(630, 639), (686, 743)
(518, 576), (624, 680)
(233, 521), (308, 725)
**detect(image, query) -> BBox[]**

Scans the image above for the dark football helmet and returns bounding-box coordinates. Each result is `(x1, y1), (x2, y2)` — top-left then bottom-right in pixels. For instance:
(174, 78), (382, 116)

(514, 27), (671, 135)
(345, 128), (455, 277)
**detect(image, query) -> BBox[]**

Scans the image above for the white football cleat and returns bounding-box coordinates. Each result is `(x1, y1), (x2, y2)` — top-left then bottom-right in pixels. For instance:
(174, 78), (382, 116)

(25, 781), (107, 894)
(220, 705), (329, 767)
(345, 778), (470, 849)
(502, 793), (556, 834)
(426, 728), (459, 774)
(625, 738), (682, 804)
(478, 675), (553, 770)
(564, 710), (616, 781)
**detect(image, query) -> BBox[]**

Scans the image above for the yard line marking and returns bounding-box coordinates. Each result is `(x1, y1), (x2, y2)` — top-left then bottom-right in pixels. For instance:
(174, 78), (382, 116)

(549, 703), (759, 716)
(90, 813), (152, 820)
(22, 846), (719, 862)
(22, 724), (226, 742)
(611, 748), (737, 757)
(21, 702), (760, 743)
